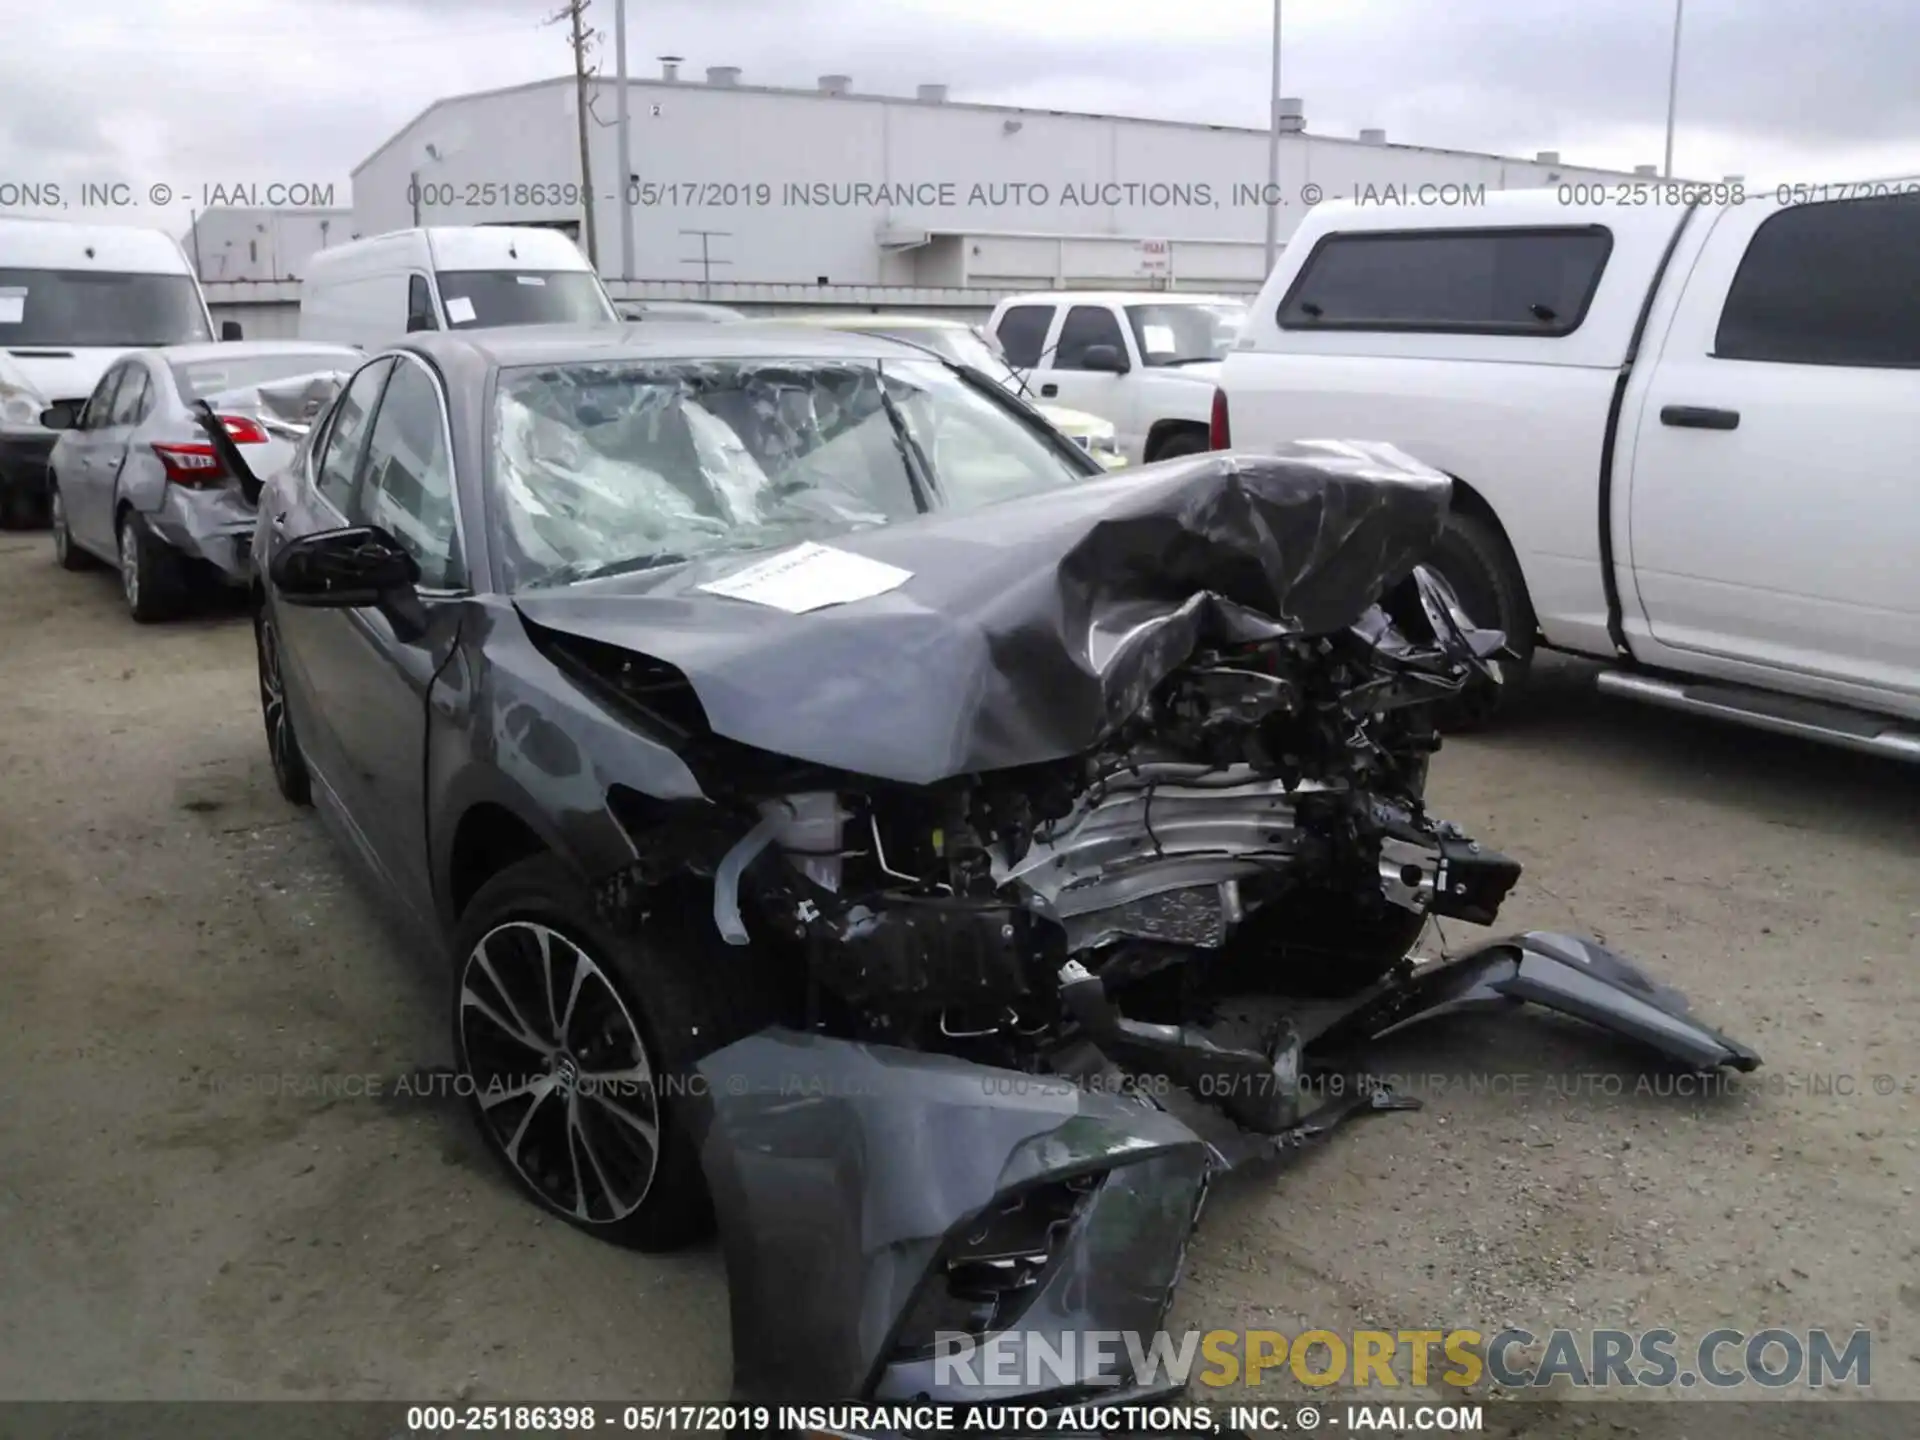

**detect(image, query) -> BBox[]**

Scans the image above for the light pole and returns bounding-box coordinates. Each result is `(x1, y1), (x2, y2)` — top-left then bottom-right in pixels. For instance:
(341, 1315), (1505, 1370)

(1262, 0), (1283, 274)
(1662, 0), (1684, 178)
(614, 0), (634, 281)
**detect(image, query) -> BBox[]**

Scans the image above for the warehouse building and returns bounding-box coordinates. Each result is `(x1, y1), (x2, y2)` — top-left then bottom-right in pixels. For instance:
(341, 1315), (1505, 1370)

(195, 68), (1668, 333)
(181, 206), (357, 282)
(351, 66), (1659, 307)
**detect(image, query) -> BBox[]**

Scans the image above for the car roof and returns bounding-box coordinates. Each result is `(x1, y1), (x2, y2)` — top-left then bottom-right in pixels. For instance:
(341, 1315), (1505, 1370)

(156, 339), (362, 366)
(786, 313), (970, 330)
(994, 291), (1247, 308)
(402, 321), (942, 368)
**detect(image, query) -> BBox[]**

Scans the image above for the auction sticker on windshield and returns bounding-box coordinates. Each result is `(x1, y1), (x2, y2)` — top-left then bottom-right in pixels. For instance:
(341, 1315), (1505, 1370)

(0, 289), (26, 324)
(696, 541), (912, 613)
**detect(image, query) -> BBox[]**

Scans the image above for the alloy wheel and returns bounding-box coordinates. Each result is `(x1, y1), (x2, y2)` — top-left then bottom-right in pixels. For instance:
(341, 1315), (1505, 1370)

(255, 610), (298, 792)
(118, 521), (140, 611)
(50, 492), (68, 563)
(457, 921), (663, 1225)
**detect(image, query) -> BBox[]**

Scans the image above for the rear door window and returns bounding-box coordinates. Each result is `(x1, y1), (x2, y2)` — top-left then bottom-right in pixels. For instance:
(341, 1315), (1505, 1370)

(994, 304), (1056, 367)
(1278, 227), (1614, 335)
(1714, 193), (1920, 367)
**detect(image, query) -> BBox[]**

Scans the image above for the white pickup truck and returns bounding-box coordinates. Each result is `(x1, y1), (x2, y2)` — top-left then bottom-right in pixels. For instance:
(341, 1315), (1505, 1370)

(1217, 184), (1920, 760)
(987, 291), (1246, 466)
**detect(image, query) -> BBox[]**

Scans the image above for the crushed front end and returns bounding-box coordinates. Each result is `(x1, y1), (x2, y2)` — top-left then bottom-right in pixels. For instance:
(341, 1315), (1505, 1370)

(518, 446), (1760, 1411)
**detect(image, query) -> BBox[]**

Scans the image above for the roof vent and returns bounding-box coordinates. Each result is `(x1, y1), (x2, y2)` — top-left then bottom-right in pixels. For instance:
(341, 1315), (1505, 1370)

(1634, 163), (1658, 175)
(917, 83), (949, 103)
(819, 74), (851, 95)
(659, 55), (682, 82)
(1359, 127), (1386, 144)
(1275, 97), (1305, 133)
(1535, 150), (1561, 164)
(706, 66), (741, 86)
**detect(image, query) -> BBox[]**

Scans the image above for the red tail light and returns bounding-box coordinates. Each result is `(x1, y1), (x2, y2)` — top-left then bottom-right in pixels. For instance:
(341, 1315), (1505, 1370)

(1209, 387), (1230, 450)
(152, 441), (226, 487)
(217, 414), (268, 444)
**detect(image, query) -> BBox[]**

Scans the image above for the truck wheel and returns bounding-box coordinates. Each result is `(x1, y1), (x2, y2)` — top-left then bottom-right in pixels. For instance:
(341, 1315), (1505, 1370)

(1150, 428), (1209, 462)
(1426, 509), (1535, 729)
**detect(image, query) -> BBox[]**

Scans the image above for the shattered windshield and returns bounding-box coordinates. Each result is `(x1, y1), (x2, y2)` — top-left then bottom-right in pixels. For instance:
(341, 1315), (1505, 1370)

(1123, 302), (1247, 365)
(489, 356), (1092, 591)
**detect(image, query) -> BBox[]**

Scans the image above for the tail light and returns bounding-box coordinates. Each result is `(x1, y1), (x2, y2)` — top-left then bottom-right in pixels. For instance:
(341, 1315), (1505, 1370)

(1209, 387), (1230, 450)
(151, 441), (226, 487)
(217, 414), (269, 445)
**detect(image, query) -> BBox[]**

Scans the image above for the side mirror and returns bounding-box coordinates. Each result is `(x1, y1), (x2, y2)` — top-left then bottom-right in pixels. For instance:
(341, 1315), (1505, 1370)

(221, 320), (244, 341)
(1079, 343), (1128, 374)
(38, 401), (80, 430)
(269, 525), (420, 608)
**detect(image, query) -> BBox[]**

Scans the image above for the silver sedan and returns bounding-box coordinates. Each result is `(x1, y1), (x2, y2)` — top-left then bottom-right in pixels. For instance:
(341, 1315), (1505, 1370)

(46, 340), (359, 621)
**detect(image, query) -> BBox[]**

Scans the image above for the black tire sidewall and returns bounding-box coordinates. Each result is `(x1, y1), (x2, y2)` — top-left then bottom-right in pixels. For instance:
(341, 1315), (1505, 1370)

(51, 487), (88, 570)
(447, 855), (722, 1250)
(1426, 509), (1535, 727)
(253, 603), (313, 806)
(119, 511), (182, 623)
(1153, 429), (1208, 461)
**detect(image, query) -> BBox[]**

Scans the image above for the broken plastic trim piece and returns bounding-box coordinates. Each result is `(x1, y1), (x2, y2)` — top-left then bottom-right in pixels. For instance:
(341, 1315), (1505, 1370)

(1303, 930), (1763, 1074)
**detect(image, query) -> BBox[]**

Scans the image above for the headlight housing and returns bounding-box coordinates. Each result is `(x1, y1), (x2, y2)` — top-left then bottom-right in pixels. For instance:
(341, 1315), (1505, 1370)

(0, 382), (50, 432)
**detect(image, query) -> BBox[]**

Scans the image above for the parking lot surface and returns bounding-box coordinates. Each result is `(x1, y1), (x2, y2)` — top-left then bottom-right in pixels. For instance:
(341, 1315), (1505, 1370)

(1, 533), (1915, 1412)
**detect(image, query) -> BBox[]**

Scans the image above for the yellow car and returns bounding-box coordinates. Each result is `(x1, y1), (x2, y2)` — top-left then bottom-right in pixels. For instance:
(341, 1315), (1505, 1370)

(780, 312), (1129, 469)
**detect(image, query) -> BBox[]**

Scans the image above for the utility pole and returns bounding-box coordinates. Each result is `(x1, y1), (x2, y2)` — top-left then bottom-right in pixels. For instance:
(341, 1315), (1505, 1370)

(1663, 0), (1685, 178)
(614, 0), (634, 281)
(550, 0), (600, 267)
(1262, 0), (1283, 276)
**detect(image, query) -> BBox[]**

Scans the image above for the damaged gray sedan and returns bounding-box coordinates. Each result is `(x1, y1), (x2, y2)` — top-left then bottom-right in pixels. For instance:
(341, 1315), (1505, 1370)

(250, 323), (1760, 1411)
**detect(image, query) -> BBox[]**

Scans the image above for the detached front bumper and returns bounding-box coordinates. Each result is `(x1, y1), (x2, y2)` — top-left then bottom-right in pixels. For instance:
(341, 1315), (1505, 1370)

(694, 1030), (1211, 1410)
(148, 483), (257, 583)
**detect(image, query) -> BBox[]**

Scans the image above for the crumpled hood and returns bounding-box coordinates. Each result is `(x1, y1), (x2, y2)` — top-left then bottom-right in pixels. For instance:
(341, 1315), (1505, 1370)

(512, 443), (1452, 785)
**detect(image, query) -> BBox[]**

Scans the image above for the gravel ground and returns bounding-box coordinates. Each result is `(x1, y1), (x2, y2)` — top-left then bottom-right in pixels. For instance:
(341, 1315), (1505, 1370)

(0, 530), (1915, 1422)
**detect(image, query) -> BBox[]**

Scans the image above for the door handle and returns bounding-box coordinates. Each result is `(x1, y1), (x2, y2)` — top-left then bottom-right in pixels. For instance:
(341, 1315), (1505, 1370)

(1660, 405), (1740, 430)
(1040, 383), (1059, 397)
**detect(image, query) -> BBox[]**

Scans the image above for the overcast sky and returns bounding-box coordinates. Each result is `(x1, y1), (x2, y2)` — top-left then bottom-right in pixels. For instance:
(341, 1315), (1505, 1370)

(6, 0), (1917, 232)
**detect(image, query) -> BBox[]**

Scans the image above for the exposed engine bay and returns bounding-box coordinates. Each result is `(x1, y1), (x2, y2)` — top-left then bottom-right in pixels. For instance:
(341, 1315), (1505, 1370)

(513, 446), (1761, 1410)
(680, 562), (1521, 1141)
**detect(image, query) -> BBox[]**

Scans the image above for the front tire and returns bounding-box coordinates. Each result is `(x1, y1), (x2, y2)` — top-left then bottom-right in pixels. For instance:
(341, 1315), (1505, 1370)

(50, 486), (92, 571)
(449, 857), (782, 1250)
(1425, 508), (1535, 729)
(254, 601), (313, 807)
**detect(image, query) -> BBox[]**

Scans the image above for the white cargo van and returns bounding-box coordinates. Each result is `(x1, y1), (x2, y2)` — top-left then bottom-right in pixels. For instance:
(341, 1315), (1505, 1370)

(298, 227), (619, 349)
(0, 218), (220, 527)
